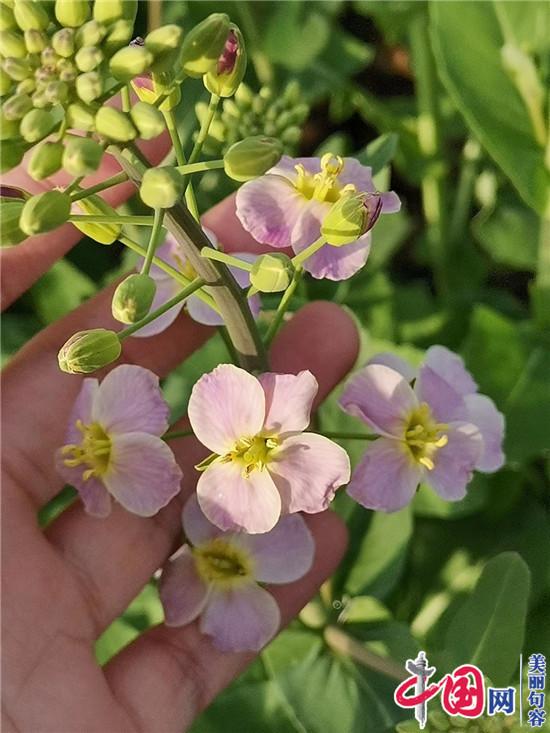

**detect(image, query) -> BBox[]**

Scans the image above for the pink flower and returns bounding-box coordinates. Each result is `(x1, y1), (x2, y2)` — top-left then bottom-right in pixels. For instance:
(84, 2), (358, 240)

(133, 229), (260, 337)
(188, 364), (351, 533)
(57, 365), (182, 517)
(235, 154), (401, 281)
(159, 494), (314, 652)
(340, 346), (505, 512)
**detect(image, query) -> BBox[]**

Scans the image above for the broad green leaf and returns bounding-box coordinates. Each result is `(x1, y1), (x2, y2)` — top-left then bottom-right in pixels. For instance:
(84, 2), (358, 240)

(493, 1), (550, 55)
(263, 4), (330, 71)
(357, 133), (399, 175)
(444, 552), (530, 685)
(430, 1), (550, 216)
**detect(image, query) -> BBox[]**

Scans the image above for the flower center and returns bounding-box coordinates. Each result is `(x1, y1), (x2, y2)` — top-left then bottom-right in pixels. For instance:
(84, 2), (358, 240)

(403, 403), (448, 470)
(193, 537), (254, 587)
(294, 153), (354, 203)
(61, 420), (111, 481)
(225, 435), (280, 477)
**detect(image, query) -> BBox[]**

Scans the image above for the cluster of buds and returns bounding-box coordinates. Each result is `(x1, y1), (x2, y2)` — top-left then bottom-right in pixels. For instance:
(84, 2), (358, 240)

(396, 702), (522, 733)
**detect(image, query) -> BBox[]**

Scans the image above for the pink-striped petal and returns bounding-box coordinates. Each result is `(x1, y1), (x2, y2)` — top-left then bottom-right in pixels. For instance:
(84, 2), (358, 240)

(159, 545), (210, 627)
(462, 394), (505, 472)
(428, 421), (483, 501)
(339, 364), (418, 437)
(182, 492), (222, 546)
(367, 353), (417, 383)
(415, 364), (465, 423)
(63, 378), (98, 444)
(197, 460), (282, 534)
(92, 365), (170, 437)
(131, 275), (184, 338)
(299, 233), (371, 281)
(104, 432), (182, 516)
(259, 370), (318, 437)
(423, 345), (478, 396)
(188, 364), (266, 455)
(200, 583), (280, 652)
(347, 437), (422, 512)
(269, 433), (350, 514)
(380, 191), (401, 213)
(55, 445), (112, 518)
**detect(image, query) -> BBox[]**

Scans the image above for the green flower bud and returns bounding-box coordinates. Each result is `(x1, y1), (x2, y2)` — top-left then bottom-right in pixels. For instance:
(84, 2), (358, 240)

(144, 23), (183, 74)
(58, 328), (121, 374)
(24, 28), (47, 53)
(55, 0), (90, 28)
(0, 66), (13, 93)
(30, 88), (48, 107)
(0, 196), (26, 245)
(0, 139), (25, 171)
(95, 106), (136, 142)
(180, 12), (230, 77)
(2, 56), (31, 81)
(129, 100), (164, 139)
(75, 19), (106, 48)
(223, 135), (283, 182)
(112, 273), (156, 324)
(0, 2), (16, 31)
(101, 18), (132, 56)
(140, 166), (184, 209)
(0, 110), (19, 138)
(250, 253), (294, 293)
(73, 194), (121, 244)
(44, 79), (69, 103)
(0, 29), (26, 57)
(204, 25), (246, 98)
(75, 44), (103, 72)
(93, 0), (136, 25)
(109, 44), (152, 81)
(52, 27), (75, 58)
(321, 192), (380, 247)
(19, 106), (62, 142)
(40, 45), (58, 66)
(75, 70), (103, 103)
(28, 140), (64, 180)
(2, 91), (32, 119)
(13, 0), (49, 30)
(66, 99), (96, 130)
(17, 76), (35, 96)
(19, 190), (71, 235)
(62, 135), (103, 175)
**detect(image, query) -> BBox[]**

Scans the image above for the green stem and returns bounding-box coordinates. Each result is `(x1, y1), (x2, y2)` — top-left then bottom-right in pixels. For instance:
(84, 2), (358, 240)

(141, 208), (164, 276)
(265, 268), (302, 347)
(448, 139), (481, 247)
(64, 176), (84, 196)
(121, 84), (131, 113)
(291, 235), (327, 269)
(175, 159), (224, 175)
(69, 214), (154, 225)
(201, 247), (253, 272)
(533, 216), (550, 330)
(324, 627), (406, 682)
(187, 93), (220, 167)
(118, 277), (205, 340)
(321, 431), (378, 441)
(218, 325), (240, 364)
(163, 428), (194, 441)
(70, 172), (129, 202)
(162, 111), (200, 220)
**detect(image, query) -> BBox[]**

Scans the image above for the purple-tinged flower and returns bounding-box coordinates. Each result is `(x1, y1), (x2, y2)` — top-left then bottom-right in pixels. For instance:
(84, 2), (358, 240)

(56, 365), (182, 518)
(159, 494), (314, 652)
(188, 364), (351, 533)
(235, 154), (401, 281)
(339, 346), (505, 512)
(133, 228), (261, 337)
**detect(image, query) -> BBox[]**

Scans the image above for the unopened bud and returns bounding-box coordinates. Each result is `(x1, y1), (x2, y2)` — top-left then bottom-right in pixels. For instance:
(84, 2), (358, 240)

(223, 135), (282, 181)
(52, 27), (75, 58)
(75, 70), (103, 103)
(112, 273), (156, 324)
(17, 77), (35, 95)
(44, 79), (69, 104)
(73, 194), (121, 244)
(0, 141), (25, 172)
(28, 140), (64, 180)
(204, 26), (246, 98)
(321, 192), (382, 247)
(180, 12), (230, 77)
(62, 135), (103, 176)
(75, 44), (103, 72)
(41, 45), (58, 67)
(20, 106), (62, 142)
(58, 329), (121, 374)
(250, 253), (294, 293)
(0, 3), (16, 32)
(0, 111), (19, 139)
(19, 190), (71, 235)
(24, 28), (46, 53)
(102, 18), (133, 56)
(95, 106), (136, 142)
(145, 23), (183, 74)
(2, 92), (32, 119)
(55, 0), (90, 28)
(2, 56), (31, 81)
(75, 19), (106, 48)
(0, 196), (26, 246)
(0, 67), (12, 94)
(129, 100), (164, 139)
(93, 0), (137, 25)
(66, 100), (97, 131)
(140, 166), (184, 209)
(14, 0), (49, 30)
(0, 29), (27, 57)
(109, 44), (152, 81)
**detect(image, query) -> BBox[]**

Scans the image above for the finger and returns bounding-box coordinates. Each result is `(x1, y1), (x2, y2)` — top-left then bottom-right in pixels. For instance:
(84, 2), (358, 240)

(45, 301), (359, 639)
(1, 135), (171, 310)
(105, 510), (348, 733)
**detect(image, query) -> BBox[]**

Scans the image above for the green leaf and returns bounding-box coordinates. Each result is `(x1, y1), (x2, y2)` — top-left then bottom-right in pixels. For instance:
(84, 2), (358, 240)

(29, 258), (96, 324)
(263, 4), (330, 71)
(444, 552), (530, 685)
(357, 133), (399, 175)
(493, 1), (550, 55)
(430, 1), (550, 216)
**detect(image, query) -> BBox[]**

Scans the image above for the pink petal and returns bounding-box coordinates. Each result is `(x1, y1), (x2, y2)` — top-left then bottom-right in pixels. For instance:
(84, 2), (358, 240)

(93, 365), (170, 437)
(186, 293), (224, 326)
(338, 157), (376, 191)
(197, 460), (281, 534)
(269, 433), (350, 514)
(367, 353), (417, 383)
(290, 198), (328, 249)
(347, 437), (422, 512)
(182, 493), (222, 546)
(380, 191), (401, 213)
(188, 364), (266, 455)
(423, 345), (478, 396)
(269, 155), (318, 181)
(105, 432), (182, 516)
(428, 421), (483, 501)
(131, 275), (184, 338)
(55, 444), (112, 518)
(159, 545), (210, 626)
(415, 364), (465, 423)
(339, 364), (418, 437)
(200, 583), (280, 652)
(63, 378), (98, 443)
(236, 174), (305, 248)
(462, 394), (505, 472)
(259, 370), (318, 437)
(242, 514), (314, 584)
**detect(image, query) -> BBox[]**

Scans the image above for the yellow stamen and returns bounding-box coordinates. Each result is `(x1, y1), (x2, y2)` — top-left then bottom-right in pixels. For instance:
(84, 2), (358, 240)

(193, 537), (254, 588)
(293, 153), (349, 203)
(61, 420), (111, 481)
(228, 435), (280, 478)
(403, 403), (448, 470)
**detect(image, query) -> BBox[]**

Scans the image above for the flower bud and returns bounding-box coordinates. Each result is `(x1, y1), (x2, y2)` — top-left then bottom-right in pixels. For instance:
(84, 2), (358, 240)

(19, 190), (71, 235)
(73, 194), (121, 244)
(180, 12), (230, 77)
(321, 192), (382, 247)
(2, 92), (32, 119)
(16, 76), (34, 95)
(28, 140), (64, 180)
(0, 141), (25, 172)
(0, 66), (12, 94)
(112, 273), (156, 324)
(109, 44), (152, 81)
(0, 3), (16, 32)
(75, 19), (106, 48)
(40, 45), (58, 67)
(62, 135), (103, 176)
(95, 106), (136, 142)
(52, 27), (75, 58)
(0, 110), (19, 139)
(55, 0), (90, 28)
(93, 0), (137, 25)
(58, 328), (121, 374)
(2, 56), (31, 81)
(102, 18), (133, 56)
(14, 0), (49, 30)
(74, 44), (103, 72)
(140, 166), (184, 209)
(0, 196), (26, 246)
(223, 135), (283, 182)
(75, 70), (103, 103)
(204, 26), (246, 98)
(144, 23), (183, 74)
(24, 28), (47, 53)
(250, 253), (294, 293)
(19, 106), (62, 142)
(129, 100), (164, 139)
(0, 29), (27, 57)
(44, 79), (69, 104)
(66, 100), (96, 131)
